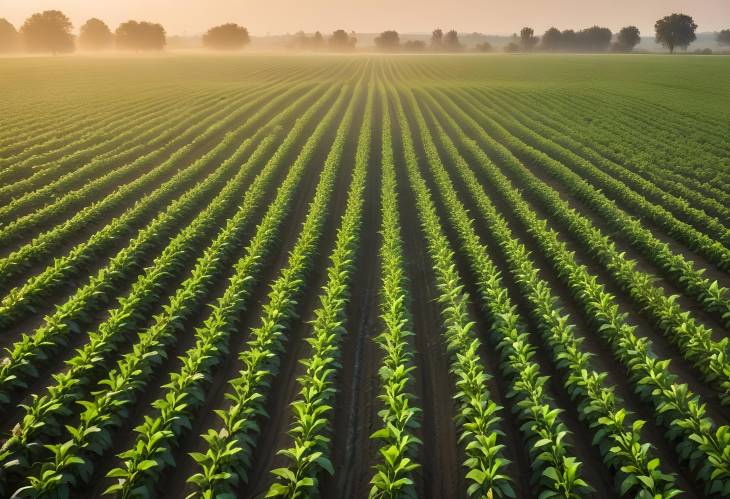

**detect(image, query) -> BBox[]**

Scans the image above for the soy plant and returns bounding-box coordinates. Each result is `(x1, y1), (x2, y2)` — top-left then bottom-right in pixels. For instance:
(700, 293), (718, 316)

(443, 86), (730, 395)
(186, 80), (362, 497)
(0, 132), (256, 407)
(266, 83), (373, 498)
(0, 127), (267, 409)
(368, 90), (421, 499)
(104, 82), (346, 498)
(417, 89), (681, 498)
(387, 81), (515, 499)
(5, 136), (277, 497)
(424, 85), (730, 496)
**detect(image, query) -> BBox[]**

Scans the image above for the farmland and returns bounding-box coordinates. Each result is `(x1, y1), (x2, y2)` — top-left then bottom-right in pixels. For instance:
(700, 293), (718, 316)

(0, 54), (729, 498)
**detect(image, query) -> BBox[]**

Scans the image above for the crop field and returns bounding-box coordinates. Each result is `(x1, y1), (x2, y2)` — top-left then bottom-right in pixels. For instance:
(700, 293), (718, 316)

(0, 54), (729, 498)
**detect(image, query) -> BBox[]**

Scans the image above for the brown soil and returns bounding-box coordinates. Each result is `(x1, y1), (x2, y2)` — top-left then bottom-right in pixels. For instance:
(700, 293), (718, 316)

(77, 86), (341, 499)
(389, 96), (466, 499)
(318, 97), (383, 499)
(437, 92), (722, 495)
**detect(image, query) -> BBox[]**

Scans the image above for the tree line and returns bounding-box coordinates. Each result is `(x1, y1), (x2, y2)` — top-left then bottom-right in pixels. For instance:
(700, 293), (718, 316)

(0, 11), (252, 53)
(288, 29), (357, 51)
(505, 25), (640, 53)
(505, 14), (701, 54)
(1, 9), (729, 55)
(380, 15), (727, 54)
(0, 11), (165, 53)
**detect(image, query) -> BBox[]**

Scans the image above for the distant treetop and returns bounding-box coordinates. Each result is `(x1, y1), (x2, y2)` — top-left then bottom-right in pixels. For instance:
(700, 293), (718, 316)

(576, 26), (612, 51)
(615, 26), (641, 52)
(116, 20), (166, 51)
(655, 13), (697, 53)
(519, 27), (539, 51)
(79, 18), (113, 51)
(374, 30), (400, 51)
(443, 30), (462, 51)
(475, 41), (492, 53)
(329, 29), (356, 50)
(0, 18), (19, 52)
(431, 28), (443, 49)
(717, 29), (730, 47)
(20, 10), (74, 54)
(402, 39), (425, 52)
(540, 27), (562, 51)
(290, 30), (325, 51)
(203, 23), (250, 51)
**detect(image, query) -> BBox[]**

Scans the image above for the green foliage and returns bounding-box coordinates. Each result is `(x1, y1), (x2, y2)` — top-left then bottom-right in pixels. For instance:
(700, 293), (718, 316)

(202, 23), (250, 51)
(0, 80), (316, 409)
(1, 55), (729, 499)
(186, 78), (363, 498)
(266, 81), (372, 498)
(19, 10), (74, 54)
(388, 80), (517, 498)
(368, 88), (421, 499)
(421, 78), (730, 496)
(2, 77), (349, 499)
(655, 13), (697, 53)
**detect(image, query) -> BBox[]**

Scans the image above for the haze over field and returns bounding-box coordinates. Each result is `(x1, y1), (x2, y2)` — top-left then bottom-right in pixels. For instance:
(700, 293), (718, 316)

(3, 0), (730, 35)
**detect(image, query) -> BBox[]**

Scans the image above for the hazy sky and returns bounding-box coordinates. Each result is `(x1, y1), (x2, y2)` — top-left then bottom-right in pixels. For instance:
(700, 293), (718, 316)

(3, 0), (729, 36)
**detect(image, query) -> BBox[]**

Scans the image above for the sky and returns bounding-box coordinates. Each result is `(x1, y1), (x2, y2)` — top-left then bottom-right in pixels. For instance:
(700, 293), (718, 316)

(2, 0), (729, 36)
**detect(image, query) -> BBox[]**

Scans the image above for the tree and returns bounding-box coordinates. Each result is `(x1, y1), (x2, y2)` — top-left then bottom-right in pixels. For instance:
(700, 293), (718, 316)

(311, 31), (324, 49)
(116, 21), (166, 51)
(475, 41), (492, 52)
(329, 29), (356, 50)
(541, 27), (562, 51)
(576, 25), (612, 51)
(203, 23), (250, 50)
(615, 25), (641, 52)
(78, 18), (113, 50)
(20, 10), (74, 54)
(431, 28), (443, 50)
(374, 30), (400, 51)
(402, 40), (425, 52)
(717, 29), (730, 47)
(443, 30), (462, 51)
(291, 31), (324, 51)
(0, 18), (18, 52)
(291, 30), (307, 49)
(519, 27), (539, 51)
(560, 29), (577, 51)
(655, 13), (697, 53)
